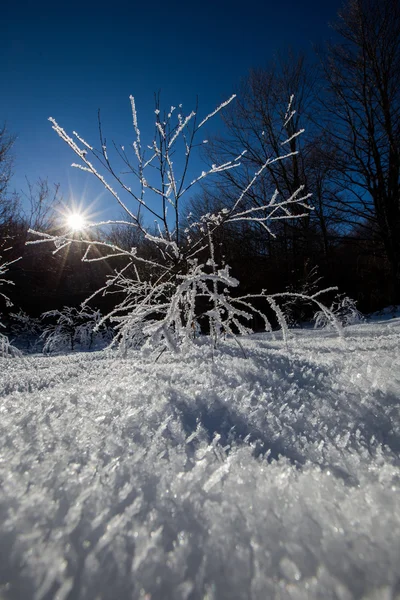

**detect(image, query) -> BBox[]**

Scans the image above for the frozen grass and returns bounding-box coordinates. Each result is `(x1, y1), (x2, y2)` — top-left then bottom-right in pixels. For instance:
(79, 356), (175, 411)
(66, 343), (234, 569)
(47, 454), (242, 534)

(0, 319), (400, 599)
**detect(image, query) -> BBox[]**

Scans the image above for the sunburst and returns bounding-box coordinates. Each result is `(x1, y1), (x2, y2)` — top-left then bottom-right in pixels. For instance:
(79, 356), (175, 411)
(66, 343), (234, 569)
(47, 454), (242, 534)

(66, 212), (86, 232)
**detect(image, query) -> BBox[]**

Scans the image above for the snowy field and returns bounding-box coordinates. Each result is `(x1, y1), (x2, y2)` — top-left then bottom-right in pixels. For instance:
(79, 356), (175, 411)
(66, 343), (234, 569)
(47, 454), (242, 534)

(1, 319), (400, 600)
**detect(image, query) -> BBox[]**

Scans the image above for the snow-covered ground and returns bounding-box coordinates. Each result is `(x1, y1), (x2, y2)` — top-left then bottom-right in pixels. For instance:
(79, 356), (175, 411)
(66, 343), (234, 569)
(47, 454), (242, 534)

(0, 319), (400, 599)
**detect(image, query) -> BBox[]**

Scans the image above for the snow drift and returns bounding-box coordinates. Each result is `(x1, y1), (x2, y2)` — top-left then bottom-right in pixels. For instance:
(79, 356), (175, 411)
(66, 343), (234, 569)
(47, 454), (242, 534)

(0, 319), (399, 599)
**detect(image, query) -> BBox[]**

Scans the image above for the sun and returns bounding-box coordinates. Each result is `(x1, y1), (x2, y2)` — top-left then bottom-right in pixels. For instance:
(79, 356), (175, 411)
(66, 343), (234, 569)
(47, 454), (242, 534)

(66, 212), (86, 232)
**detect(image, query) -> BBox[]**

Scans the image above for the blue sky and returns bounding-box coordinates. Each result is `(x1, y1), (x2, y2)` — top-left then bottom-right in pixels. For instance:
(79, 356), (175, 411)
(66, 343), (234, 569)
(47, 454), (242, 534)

(1, 0), (343, 221)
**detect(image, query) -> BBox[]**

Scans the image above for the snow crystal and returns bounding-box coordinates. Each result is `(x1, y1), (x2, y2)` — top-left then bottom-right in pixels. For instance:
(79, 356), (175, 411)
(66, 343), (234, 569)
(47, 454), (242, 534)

(0, 319), (399, 599)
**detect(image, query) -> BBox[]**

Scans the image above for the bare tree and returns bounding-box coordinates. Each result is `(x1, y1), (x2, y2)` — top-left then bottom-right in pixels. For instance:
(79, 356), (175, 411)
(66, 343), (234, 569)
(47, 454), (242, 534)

(23, 178), (61, 231)
(0, 123), (20, 331)
(324, 0), (400, 302)
(201, 52), (342, 272)
(0, 123), (22, 231)
(0, 123), (15, 200)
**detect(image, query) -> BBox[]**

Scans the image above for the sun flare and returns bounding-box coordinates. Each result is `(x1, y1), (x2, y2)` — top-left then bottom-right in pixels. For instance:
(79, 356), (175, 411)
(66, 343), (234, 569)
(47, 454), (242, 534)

(66, 212), (86, 231)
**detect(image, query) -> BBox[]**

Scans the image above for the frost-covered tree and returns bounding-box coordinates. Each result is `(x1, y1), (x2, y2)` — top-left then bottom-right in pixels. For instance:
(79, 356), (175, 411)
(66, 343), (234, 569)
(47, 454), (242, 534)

(28, 94), (338, 353)
(40, 306), (113, 354)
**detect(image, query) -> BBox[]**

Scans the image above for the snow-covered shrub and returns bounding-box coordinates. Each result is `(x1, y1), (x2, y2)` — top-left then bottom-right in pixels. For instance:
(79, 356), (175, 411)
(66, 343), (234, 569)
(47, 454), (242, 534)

(74, 306), (114, 349)
(282, 262), (324, 327)
(8, 310), (42, 352)
(41, 307), (77, 354)
(314, 293), (364, 329)
(110, 260), (265, 355)
(28, 95), (338, 354)
(0, 331), (21, 357)
(41, 306), (113, 354)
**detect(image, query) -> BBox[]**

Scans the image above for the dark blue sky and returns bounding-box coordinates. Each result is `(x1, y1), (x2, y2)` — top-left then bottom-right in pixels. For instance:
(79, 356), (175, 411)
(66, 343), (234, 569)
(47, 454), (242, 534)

(1, 0), (343, 221)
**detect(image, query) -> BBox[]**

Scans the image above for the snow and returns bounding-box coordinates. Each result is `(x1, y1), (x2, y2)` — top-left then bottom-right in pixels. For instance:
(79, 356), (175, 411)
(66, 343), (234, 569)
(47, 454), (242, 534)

(367, 305), (400, 322)
(0, 320), (400, 599)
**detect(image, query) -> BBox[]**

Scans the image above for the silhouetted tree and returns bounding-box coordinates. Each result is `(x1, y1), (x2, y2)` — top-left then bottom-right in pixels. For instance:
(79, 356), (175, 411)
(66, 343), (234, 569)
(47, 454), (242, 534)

(202, 52), (342, 280)
(324, 0), (400, 302)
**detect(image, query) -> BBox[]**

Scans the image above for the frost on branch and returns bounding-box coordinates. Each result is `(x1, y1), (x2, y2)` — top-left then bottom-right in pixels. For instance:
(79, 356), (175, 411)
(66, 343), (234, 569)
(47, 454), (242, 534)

(0, 246), (15, 309)
(28, 94), (338, 353)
